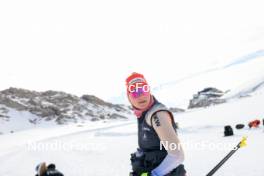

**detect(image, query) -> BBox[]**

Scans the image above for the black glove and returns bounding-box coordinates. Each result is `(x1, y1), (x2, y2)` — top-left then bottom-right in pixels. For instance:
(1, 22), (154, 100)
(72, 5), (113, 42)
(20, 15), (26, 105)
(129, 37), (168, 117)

(130, 148), (146, 175)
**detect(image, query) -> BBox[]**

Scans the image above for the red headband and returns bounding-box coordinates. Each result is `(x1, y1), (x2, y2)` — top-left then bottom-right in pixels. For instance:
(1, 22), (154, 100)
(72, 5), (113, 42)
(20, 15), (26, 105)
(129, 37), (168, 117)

(126, 72), (148, 92)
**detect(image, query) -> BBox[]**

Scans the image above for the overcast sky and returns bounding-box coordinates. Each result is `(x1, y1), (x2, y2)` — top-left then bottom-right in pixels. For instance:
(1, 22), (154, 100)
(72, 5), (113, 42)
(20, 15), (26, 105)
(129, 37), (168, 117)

(1, 0), (264, 102)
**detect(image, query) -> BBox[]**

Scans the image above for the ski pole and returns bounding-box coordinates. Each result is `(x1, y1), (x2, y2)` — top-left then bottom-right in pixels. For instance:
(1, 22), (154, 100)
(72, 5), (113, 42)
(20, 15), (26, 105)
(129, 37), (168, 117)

(206, 136), (247, 176)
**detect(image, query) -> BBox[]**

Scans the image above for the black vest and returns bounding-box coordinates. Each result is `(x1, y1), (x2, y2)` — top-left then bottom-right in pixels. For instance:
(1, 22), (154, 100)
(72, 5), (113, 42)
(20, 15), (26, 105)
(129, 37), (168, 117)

(137, 98), (177, 152)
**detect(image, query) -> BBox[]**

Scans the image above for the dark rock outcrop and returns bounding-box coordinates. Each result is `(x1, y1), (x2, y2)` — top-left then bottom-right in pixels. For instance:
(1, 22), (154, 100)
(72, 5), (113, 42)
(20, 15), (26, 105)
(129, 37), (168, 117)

(188, 87), (226, 109)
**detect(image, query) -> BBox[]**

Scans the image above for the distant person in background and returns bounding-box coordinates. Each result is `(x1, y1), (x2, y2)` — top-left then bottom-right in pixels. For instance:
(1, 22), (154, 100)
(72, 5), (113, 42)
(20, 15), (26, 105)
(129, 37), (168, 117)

(126, 73), (186, 176)
(35, 162), (64, 176)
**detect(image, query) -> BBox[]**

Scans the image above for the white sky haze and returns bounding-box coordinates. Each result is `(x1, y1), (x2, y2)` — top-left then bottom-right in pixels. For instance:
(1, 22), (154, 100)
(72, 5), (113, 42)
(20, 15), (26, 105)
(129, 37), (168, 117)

(1, 0), (264, 104)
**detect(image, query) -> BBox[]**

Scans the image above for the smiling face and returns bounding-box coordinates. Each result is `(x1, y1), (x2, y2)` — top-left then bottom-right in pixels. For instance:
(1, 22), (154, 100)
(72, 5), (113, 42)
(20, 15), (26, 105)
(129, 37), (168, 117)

(128, 90), (151, 109)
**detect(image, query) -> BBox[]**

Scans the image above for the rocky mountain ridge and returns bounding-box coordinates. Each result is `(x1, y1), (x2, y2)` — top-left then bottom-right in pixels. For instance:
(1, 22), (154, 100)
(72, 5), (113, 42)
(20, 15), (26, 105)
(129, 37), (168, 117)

(0, 87), (131, 124)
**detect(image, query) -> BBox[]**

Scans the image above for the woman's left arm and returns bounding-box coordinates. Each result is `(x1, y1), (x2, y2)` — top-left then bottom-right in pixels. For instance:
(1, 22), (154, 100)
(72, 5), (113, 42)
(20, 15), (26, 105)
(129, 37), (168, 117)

(150, 111), (185, 176)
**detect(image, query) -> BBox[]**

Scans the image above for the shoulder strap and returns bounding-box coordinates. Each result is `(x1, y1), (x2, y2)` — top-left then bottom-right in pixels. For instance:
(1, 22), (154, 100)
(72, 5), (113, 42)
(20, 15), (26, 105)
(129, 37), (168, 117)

(145, 103), (173, 127)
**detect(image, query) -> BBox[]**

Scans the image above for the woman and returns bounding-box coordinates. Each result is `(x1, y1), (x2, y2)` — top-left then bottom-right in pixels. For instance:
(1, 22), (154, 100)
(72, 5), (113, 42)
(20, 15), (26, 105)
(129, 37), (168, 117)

(127, 73), (186, 176)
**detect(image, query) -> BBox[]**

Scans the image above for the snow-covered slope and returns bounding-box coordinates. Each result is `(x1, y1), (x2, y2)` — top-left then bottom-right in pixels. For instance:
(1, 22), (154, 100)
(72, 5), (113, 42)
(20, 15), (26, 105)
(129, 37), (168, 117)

(0, 83), (263, 176)
(0, 105), (56, 134)
(154, 51), (264, 108)
(223, 76), (264, 99)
